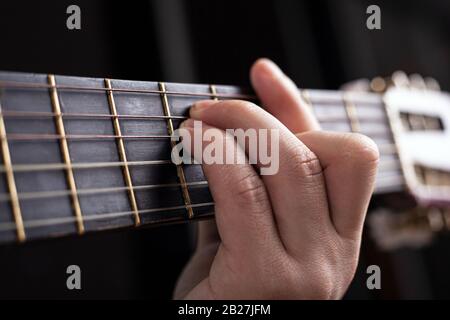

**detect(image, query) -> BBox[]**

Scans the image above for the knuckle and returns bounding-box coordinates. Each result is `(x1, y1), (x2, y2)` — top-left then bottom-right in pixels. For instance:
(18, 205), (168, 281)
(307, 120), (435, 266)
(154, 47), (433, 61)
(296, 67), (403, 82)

(302, 258), (337, 299)
(343, 133), (380, 166)
(312, 273), (335, 299)
(255, 256), (304, 299)
(315, 240), (358, 299)
(284, 260), (334, 299)
(287, 145), (323, 179)
(261, 253), (337, 299)
(293, 237), (354, 299)
(230, 171), (268, 209)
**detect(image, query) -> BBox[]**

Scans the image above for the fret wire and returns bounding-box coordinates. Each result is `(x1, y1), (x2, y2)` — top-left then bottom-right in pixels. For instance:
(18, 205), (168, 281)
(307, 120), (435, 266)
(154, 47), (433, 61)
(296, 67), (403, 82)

(0, 181), (209, 202)
(0, 95), (26, 242)
(48, 75), (85, 235)
(0, 202), (216, 232)
(0, 81), (257, 100)
(105, 79), (141, 226)
(159, 82), (194, 219)
(382, 96), (409, 195)
(343, 93), (361, 132)
(210, 84), (219, 101)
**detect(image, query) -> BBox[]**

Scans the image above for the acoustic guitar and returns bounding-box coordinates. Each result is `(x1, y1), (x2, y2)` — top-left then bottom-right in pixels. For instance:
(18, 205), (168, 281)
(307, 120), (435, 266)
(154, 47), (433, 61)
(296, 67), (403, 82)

(0, 71), (448, 248)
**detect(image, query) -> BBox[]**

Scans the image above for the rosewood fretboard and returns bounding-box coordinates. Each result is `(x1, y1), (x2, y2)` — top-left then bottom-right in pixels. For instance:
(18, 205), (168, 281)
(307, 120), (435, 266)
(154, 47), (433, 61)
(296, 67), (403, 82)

(0, 71), (403, 244)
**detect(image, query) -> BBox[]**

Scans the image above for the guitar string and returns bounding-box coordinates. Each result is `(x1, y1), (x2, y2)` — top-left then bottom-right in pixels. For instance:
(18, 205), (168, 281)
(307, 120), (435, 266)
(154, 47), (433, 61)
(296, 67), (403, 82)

(0, 159), (172, 172)
(0, 181), (210, 202)
(0, 115), (394, 141)
(0, 80), (391, 141)
(0, 144), (400, 173)
(0, 156), (403, 203)
(0, 110), (388, 124)
(0, 80), (397, 234)
(1, 129), (394, 141)
(0, 86), (391, 143)
(0, 107), (396, 151)
(0, 153), (404, 225)
(0, 81), (258, 100)
(0, 110), (187, 120)
(0, 174), (406, 233)
(0, 175), (402, 204)
(4, 133), (173, 141)
(0, 80), (383, 105)
(0, 103), (399, 171)
(0, 202), (216, 232)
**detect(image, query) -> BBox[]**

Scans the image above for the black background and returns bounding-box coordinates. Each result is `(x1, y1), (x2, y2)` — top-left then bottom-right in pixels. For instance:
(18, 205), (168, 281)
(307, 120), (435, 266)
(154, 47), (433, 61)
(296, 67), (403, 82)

(0, 0), (449, 299)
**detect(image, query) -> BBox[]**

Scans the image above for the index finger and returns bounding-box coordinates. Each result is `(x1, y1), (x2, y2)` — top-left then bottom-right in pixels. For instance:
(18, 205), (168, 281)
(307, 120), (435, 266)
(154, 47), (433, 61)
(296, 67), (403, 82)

(250, 58), (320, 133)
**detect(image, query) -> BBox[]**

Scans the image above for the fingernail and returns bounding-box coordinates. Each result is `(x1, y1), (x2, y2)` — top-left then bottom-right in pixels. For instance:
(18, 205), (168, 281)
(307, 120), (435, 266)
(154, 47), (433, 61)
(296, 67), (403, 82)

(266, 60), (284, 76)
(191, 100), (216, 117)
(180, 118), (194, 128)
(256, 58), (284, 77)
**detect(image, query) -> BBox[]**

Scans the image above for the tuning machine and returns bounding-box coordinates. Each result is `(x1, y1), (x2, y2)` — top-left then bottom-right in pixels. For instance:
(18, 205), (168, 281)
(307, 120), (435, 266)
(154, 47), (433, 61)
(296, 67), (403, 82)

(367, 71), (442, 93)
(383, 71), (450, 204)
(369, 206), (450, 250)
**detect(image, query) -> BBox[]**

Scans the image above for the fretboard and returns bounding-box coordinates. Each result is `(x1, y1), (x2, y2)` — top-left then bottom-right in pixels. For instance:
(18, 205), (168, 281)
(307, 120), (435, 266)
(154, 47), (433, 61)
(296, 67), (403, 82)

(0, 71), (403, 245)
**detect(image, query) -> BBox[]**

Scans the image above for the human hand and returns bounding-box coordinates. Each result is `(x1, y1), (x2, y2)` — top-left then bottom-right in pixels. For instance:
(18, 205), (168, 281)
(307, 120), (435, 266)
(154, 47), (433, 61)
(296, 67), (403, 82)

(174, 59), (379, 299)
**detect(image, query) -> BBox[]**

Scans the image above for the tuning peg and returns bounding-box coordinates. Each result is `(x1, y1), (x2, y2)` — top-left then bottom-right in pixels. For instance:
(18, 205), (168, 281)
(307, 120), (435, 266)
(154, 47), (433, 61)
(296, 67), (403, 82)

(391, 71), (410, 88)
(424, 77), (441, 91)
(370, 76), (387, 92)
(368, 208), (434, 251)
(444, 209), (450, 230)
(340, 79), (372, 92)
(427, 208), (445, 232)
(410, 74), (427, 90)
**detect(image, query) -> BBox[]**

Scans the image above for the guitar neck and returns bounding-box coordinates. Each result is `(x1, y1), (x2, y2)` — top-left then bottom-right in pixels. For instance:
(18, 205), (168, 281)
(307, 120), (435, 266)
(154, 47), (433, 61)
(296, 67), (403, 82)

(0, 71), (403, 245)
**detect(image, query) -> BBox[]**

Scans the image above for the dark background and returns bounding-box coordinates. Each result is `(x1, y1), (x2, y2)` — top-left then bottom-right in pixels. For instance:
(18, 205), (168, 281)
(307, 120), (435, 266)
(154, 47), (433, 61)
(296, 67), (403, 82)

(0, 0), (449, 299)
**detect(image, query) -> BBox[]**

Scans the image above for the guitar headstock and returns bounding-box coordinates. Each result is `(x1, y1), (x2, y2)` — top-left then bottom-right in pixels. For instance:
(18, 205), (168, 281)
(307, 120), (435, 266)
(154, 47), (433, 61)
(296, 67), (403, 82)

(382, 72), (450, 208)
(362, 73), (450, 249)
